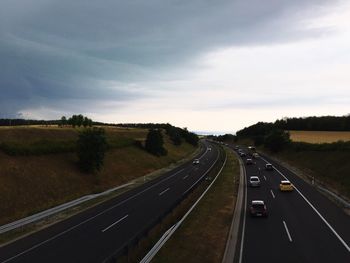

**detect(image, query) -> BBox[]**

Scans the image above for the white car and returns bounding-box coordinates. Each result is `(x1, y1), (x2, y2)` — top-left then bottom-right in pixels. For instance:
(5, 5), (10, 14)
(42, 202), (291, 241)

(192, 159), (200, 165)
(249, 176), (260, 187)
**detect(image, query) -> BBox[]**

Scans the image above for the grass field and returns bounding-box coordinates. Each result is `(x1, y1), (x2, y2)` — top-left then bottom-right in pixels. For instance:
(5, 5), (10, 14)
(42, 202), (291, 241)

(289, 130), (350, 143)
(0, 126), (196, 225)
(153, 148), (239, 263)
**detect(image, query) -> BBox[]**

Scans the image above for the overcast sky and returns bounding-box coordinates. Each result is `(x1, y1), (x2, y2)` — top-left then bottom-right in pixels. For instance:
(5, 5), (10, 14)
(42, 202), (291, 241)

(1, 0), (349, 133)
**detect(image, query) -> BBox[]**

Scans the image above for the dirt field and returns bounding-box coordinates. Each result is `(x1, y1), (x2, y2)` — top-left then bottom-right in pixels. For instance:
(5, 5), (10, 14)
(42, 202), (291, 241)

(289, 130), (350, 143)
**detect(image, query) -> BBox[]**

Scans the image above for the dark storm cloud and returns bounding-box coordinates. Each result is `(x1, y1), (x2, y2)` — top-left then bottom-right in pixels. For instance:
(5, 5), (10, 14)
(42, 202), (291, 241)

(0, 0), (334, 117)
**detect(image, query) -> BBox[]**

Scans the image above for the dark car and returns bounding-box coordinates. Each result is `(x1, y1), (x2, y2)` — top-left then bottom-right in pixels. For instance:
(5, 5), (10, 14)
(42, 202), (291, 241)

(246, 158), (253, 165)
(265, 163), (273, 171)
(192, 159), (200, 165)
(239, 152), (246, 157)
(250, 200), (268, 217)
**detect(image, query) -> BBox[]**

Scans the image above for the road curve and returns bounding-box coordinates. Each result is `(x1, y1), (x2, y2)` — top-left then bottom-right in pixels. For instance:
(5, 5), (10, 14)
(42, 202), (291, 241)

(0, 140), (220, 263)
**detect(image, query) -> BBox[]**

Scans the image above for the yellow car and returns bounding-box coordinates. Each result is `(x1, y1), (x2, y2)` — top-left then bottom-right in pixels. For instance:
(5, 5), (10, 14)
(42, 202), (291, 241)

(279, 180), (294, 191)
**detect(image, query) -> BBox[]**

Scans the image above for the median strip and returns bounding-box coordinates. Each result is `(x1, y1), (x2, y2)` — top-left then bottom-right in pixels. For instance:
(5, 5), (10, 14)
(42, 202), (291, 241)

(151, 148), (239, 263)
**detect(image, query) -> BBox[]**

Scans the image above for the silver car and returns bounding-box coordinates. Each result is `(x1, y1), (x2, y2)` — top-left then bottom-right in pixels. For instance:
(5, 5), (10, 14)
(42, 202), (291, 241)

(249, 176), (260, 187)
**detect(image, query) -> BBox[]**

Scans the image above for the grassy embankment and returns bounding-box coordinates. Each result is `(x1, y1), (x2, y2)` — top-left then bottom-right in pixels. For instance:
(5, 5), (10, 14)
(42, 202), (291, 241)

(152, 148), (239, 263)
(239, 131), (350, 199)
(0, 126), (197, 226)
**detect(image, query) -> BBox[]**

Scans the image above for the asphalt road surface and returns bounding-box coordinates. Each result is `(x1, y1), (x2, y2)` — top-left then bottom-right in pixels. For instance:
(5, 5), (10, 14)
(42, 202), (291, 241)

(232, 146), (350, 263)
(0, 140), (220, 263)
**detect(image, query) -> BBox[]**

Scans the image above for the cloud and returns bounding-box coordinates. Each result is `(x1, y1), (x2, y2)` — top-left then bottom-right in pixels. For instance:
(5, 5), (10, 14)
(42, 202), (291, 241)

(0, 0), (344, 127)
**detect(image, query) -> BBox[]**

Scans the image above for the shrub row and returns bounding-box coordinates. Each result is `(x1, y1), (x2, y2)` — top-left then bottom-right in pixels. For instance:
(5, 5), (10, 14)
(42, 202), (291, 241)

(290, 141), (350, 152)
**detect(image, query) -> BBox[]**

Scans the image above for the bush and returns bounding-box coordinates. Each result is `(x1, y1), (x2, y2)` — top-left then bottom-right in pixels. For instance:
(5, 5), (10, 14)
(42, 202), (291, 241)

(77, 128), (108, 173)
(290, 140), (350, 152)
(253, 135), (265, 146)
(145, 129), (167, 156)
(264, 130), (290, 152)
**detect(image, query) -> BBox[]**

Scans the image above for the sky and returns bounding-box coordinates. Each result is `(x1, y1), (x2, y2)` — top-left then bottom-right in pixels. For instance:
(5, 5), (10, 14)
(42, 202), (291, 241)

(1, 0), (349, 134)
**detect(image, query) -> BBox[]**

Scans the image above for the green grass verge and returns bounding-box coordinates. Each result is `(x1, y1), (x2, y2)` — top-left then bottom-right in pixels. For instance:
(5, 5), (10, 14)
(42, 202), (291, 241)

(152, 147), (239, 263)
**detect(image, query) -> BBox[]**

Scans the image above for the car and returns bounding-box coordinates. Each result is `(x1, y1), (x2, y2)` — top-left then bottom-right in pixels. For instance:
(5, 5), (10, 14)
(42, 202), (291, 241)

(246, 158), (253, 165)
(279, 180), (294, 191)
(252, 152), (259, 158)
(250, 200), (268, 217)
(248, 146), (256, 151)
(234, 146), (239, 150)
(207, 147), (212, 151)
(249, 176), (260, 187)
(192, 159), (200, 165)
(265, 163), (273, 171)
(239, 152), (246, 157)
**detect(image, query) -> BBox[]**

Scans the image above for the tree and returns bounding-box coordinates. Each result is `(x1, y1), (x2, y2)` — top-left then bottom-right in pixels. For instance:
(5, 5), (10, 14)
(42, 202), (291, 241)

(83, 117), (91, 127)
(145, 129), (167, 156)
(182, 129), (199, 146)
(166, 126), (182, 145)
(264, 129), (290, 152)
(60, 116), (67, 127)
(77, 114), (84, 127)
(77, 128), (108, 173)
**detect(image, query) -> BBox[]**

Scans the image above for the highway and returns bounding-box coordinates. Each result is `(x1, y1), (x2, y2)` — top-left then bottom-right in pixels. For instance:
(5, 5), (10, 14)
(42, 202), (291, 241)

(233, 146), (350, 263)
(0, 140), (221, 263)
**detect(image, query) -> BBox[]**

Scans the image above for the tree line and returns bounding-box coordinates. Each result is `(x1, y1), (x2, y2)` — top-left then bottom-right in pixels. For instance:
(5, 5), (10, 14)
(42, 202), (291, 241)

(60, 115), (93, 128)
(275, 115), (350, 131)
(233, 115), (350, 152)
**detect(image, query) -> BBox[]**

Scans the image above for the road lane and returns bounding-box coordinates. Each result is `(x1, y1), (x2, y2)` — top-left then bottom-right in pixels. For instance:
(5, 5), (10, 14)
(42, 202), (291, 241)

(232, 145), (350, 263)
(0, 141), (221, 263)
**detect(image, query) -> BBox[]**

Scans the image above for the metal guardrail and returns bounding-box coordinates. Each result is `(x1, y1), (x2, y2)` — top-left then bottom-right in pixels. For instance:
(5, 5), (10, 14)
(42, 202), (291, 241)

(0, 183), (132, 234)
(0, 143), (208, 236)
(140, 150), (227, 263)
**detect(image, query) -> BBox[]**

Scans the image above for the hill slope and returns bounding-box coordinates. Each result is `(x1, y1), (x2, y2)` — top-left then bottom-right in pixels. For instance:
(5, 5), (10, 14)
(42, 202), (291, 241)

(0, 126), (197, 225)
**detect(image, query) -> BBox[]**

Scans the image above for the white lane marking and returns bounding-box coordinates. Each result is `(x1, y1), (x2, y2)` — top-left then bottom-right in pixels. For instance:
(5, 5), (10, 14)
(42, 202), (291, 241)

(270, 190), (275, 199)
(183, 174), (189, 180)
(1, 168), (187, 263)
(260, 156), (350, 252)
(238, 163), (248, 263)
(158, 188), (170, 196)
(102, 214), (129, 233)
(263, 175), (267, 181)
(182, 148), (220, 196)
(283, 220), (293, 242)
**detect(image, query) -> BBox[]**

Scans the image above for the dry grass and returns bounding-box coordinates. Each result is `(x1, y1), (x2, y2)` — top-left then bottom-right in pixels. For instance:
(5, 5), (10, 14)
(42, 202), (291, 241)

(152, 148), (239, 263)
(289, 130), (350, 143)
(0, 127), (195, 225)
